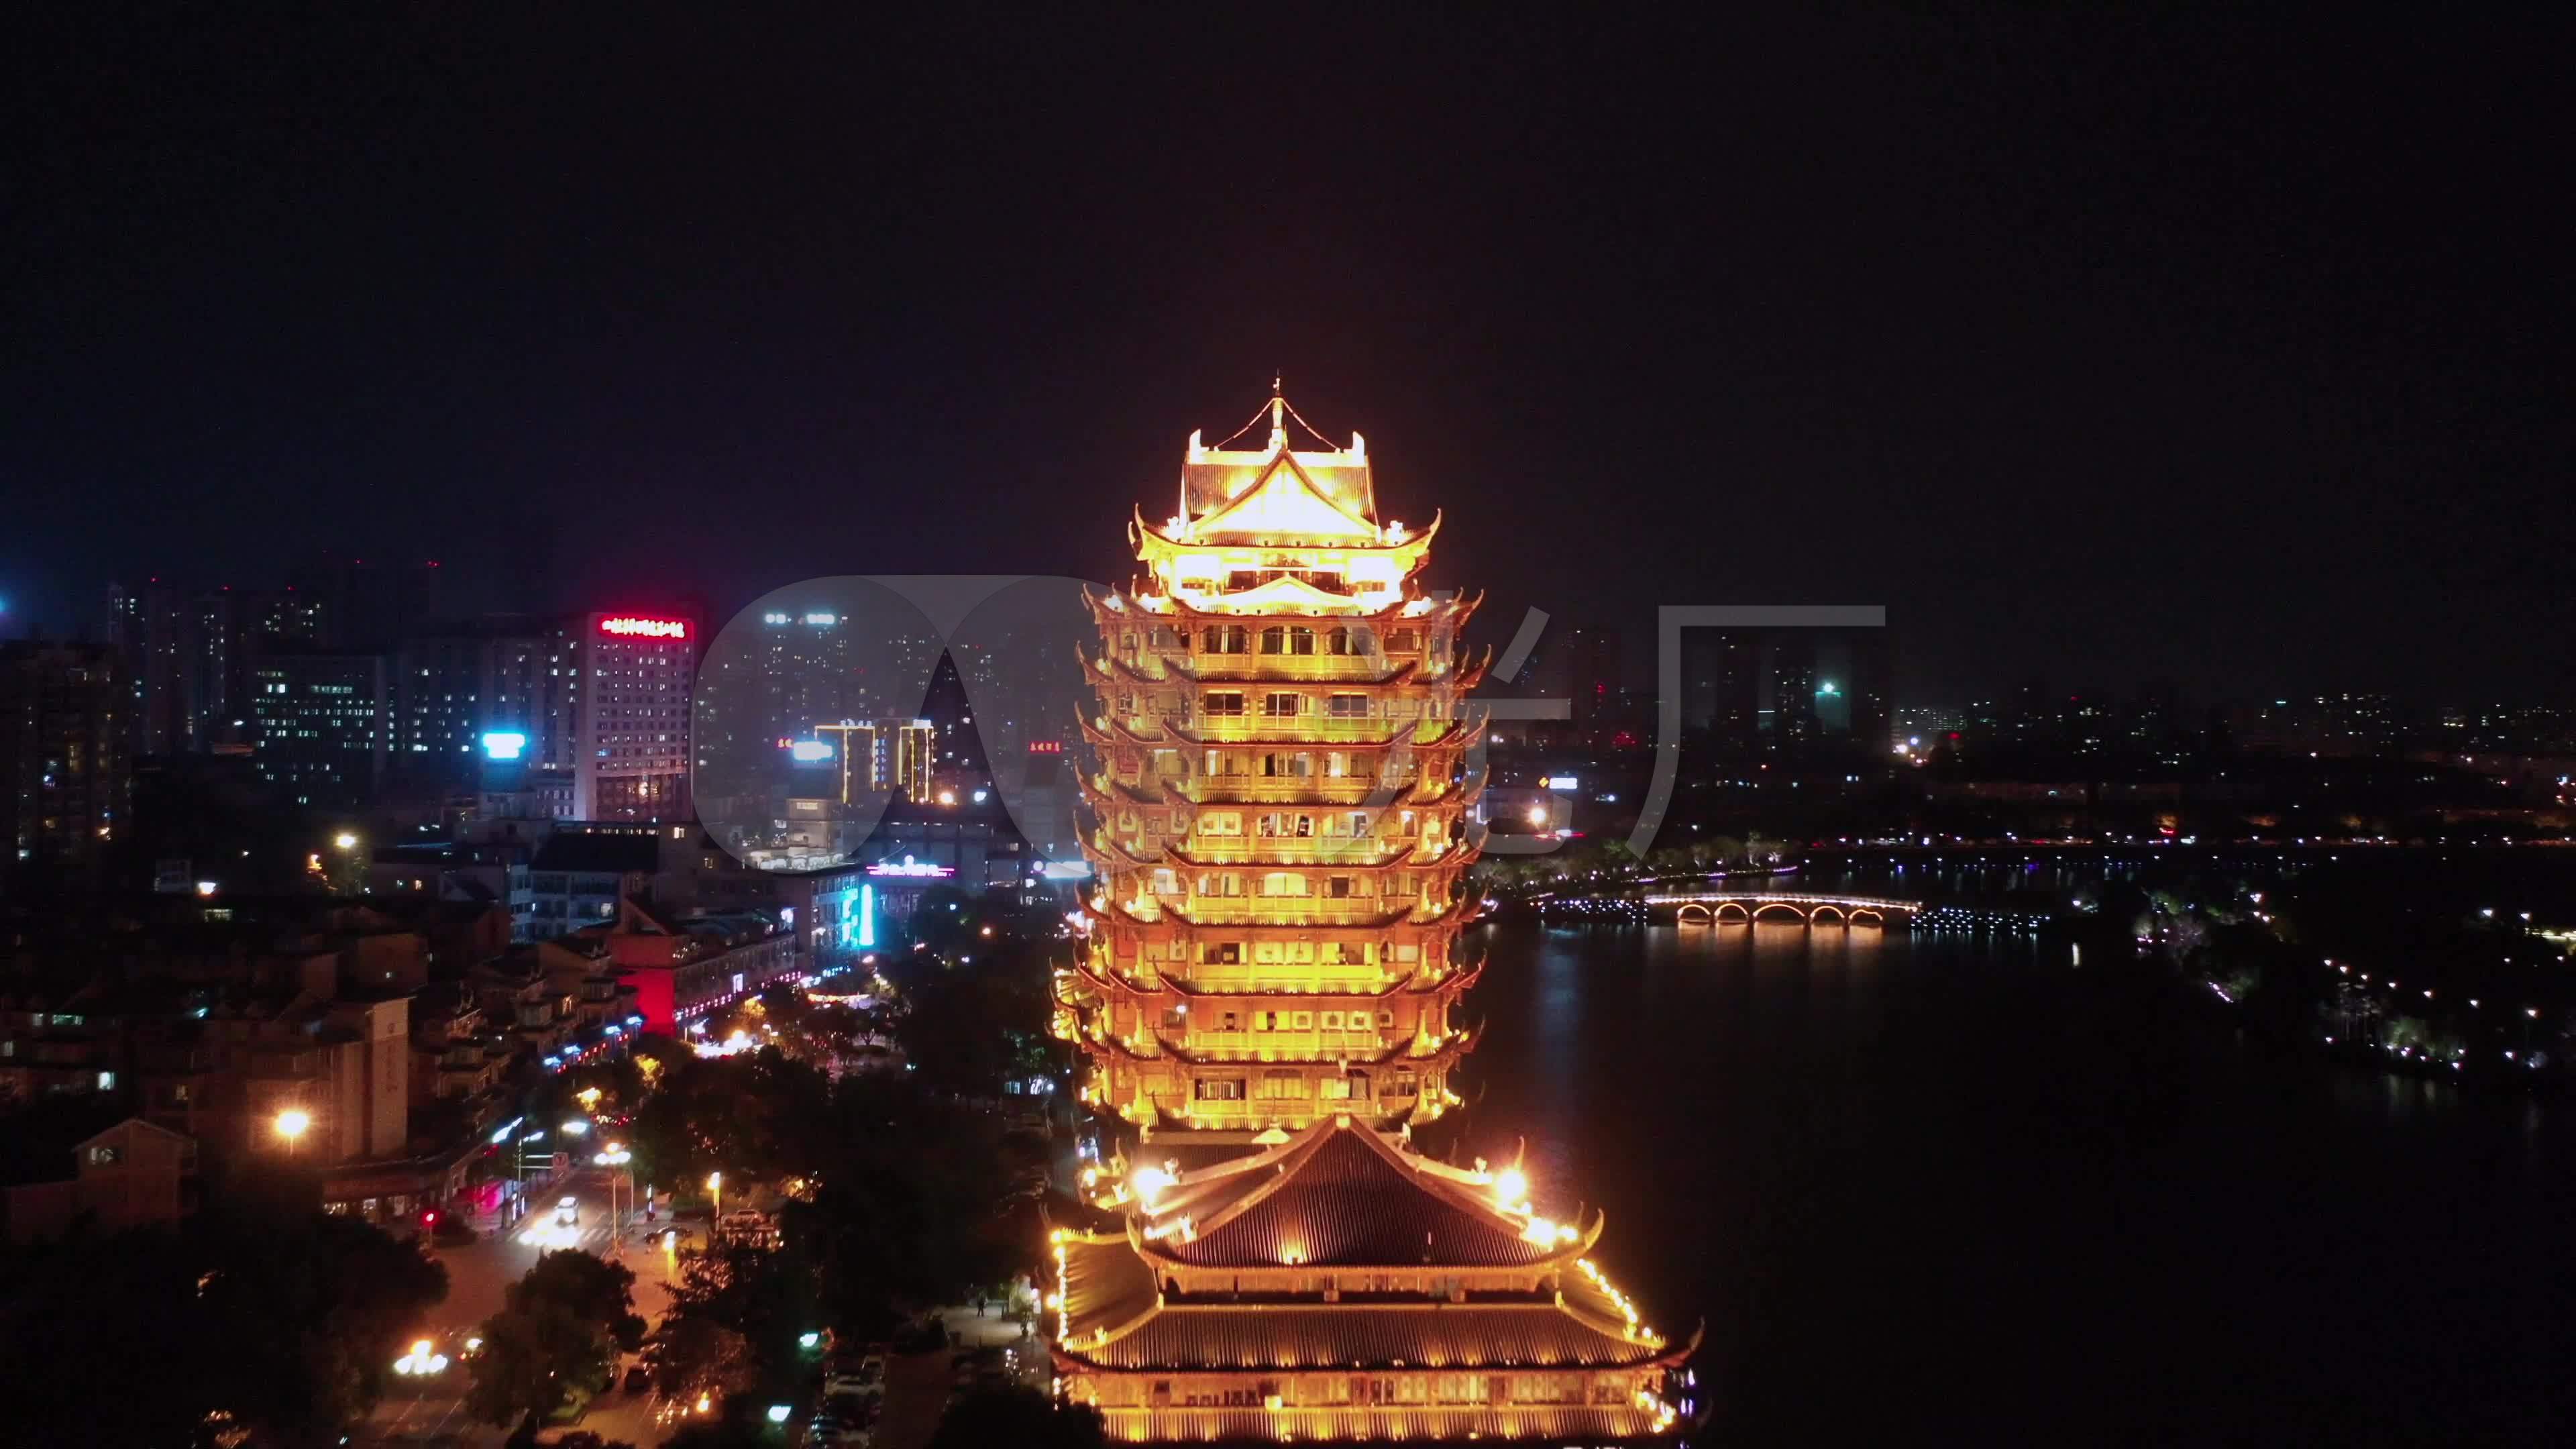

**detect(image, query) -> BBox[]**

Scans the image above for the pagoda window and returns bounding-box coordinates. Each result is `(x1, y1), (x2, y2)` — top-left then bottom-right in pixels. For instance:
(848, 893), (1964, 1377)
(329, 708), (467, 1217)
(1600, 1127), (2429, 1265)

(1200, 625), (1248, 655)
(1256, 1071), (1303, 1099)
(1293, 1011), (1313, 1028)
(1259, 752), (1311, 777)
(1199, 941), (1243, 964)
(1254, 1010), (1278, 1030)
(1207, 750), (1246, 776)
(1193, 1077), (1245, 1101)
(1326, 625), (1376, 656)
(1328, 875), (1354, 899)
(1149, 625), (1180, 648)
(1120, 633), (1139, 655)
(1150, 867), (1178, 896)
(1262, 691), (1303, 716)
(1321, 1011), (1342, 1029)
(1196, 872), (1242, 897)
(1326, 692), (1369, 718)
(1377, 1008), (1395, 1028)
(1324, 751), (1352, 778)
(1198, 811), (1242, 836)
(1219, 1010), (1238, 1031)
(1259, 871), (1309, 897)
(1385, 629), (1419, 652)
(1322, 1072), (1371, 1099)
(1389, 1073), (1418, 1097)
(1203, 691), (1246, 716)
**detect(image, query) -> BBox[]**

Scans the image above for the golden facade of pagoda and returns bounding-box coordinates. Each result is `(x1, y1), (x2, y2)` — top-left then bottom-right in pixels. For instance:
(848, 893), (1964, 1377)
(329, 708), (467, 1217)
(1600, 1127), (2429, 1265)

(1045, 392), (1696, 1444)
(1059, 392), (1493, 1132)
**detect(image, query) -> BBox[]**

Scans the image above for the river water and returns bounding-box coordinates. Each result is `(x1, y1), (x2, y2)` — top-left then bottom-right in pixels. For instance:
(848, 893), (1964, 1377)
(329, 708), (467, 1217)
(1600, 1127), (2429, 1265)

(1448, 914), (2575, 1444)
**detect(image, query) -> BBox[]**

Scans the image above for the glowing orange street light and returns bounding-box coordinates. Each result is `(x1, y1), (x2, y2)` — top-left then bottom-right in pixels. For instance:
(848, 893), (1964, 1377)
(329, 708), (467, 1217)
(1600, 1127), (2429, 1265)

(275, 1108), (312, 1160)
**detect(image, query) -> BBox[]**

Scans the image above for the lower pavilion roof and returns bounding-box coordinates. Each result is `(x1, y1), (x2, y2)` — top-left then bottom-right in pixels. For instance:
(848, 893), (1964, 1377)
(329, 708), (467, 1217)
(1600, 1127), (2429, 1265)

(1147, 1118), (1551, 1269)
(1071, 1298), (1665, 1372)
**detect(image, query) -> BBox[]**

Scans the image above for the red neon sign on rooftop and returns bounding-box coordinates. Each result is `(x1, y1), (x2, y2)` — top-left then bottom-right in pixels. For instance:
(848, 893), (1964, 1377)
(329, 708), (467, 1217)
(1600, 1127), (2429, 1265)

(598, 616), (689, 639)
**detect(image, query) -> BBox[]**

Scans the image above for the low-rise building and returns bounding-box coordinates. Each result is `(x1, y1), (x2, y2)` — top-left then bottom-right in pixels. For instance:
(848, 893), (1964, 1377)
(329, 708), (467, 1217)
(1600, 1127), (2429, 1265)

(590, 898), (797, 1034)
(1, 1112), (196, 1244)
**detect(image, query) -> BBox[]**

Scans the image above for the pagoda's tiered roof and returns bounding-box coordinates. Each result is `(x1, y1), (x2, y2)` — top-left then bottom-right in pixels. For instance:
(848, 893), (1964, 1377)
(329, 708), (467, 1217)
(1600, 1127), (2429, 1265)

(1054, 1122), (1680, 1375)
(1145, 1124), (1562, 1269)
(1075, 1301), (1654, 1371)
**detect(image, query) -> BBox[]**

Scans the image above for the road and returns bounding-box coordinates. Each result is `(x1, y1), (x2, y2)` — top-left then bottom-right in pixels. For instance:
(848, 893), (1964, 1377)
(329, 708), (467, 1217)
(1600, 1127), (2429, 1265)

(359, 1165), (684, 1448)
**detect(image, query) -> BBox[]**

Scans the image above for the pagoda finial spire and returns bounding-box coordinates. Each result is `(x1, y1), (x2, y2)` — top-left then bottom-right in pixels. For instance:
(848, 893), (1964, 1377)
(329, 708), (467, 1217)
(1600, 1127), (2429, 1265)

(1267, 375), (1287, 452)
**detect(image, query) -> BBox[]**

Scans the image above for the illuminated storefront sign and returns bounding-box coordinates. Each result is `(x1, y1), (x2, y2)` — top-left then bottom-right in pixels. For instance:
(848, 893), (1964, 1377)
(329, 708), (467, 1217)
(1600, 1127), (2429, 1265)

(598, 616), (689, 639)
(866, 856), (951, 878)
(482, 731), (529, 760)
(788, 739), (835, 763)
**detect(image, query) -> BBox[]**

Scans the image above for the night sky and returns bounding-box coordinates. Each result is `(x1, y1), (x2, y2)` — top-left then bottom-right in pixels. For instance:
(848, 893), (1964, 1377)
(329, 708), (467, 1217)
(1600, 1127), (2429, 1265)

(6, 9), (2571, 701)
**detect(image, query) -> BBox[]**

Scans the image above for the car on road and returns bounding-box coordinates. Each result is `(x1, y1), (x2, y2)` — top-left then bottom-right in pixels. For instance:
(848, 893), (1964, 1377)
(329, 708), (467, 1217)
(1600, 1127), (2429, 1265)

(623, 1366), (652, 1394)
(823, 1352), (885, 1396)
(555, 1195), (579, 1226)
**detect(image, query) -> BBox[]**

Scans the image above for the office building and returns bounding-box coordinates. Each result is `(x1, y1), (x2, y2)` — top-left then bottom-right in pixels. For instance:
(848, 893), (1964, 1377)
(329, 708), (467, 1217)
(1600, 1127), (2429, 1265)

(249, 652), (388, 812)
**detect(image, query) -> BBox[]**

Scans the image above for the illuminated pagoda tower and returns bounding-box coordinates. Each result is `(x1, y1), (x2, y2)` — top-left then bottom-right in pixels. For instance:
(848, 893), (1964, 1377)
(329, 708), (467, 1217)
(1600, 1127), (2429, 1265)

(1049, 390), (1695, 1442)
(1065, 385), (1489, 1132)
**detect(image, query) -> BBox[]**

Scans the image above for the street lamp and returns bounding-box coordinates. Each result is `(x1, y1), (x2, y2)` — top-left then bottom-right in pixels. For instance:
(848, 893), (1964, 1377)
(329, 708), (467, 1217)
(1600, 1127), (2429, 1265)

(274, 1108), (311, 1159)
(333, 832), (359, 851)
(594, 1142), (636, 1245)
(706, 1171), (723, 1217)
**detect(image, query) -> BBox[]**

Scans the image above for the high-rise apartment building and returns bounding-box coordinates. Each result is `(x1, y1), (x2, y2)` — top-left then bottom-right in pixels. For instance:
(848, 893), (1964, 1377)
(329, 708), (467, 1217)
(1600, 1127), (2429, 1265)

(572, 612), (695, 821)
(0, 641), (128, 893)
(248, 653), (388, 812)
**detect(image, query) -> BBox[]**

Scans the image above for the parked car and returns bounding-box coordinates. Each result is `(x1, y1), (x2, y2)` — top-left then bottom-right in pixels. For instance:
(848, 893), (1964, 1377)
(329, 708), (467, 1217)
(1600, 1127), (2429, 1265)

(623, 1366), (652, 1395)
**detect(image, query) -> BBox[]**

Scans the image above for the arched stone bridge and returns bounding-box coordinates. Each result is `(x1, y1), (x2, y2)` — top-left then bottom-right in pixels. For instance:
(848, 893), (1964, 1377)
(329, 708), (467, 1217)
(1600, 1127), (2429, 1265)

(1640, 892), (1923, 927)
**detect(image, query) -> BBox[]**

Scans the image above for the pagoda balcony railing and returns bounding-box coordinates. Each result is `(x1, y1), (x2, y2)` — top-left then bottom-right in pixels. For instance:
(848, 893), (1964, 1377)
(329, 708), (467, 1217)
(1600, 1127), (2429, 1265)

(1089, 714), (1449, 749)
(1162, 970), (1410, 996)
(1165, 653), (1421, 683)
(1179, 716), (1462, 746)
(1149, 1094), (1399, 1126)
(1168, 775), (1432, 806)
(1166, 1029), (1396, 1060)
(1172, 897), (1429, 926)
(1161, 837), (1420, 866)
